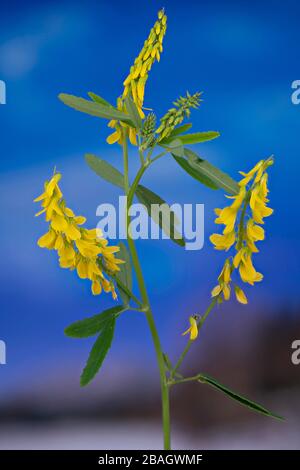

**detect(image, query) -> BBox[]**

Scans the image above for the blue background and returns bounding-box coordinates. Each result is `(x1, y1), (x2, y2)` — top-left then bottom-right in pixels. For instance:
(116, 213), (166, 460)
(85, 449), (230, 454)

(0, 0), (299, 449)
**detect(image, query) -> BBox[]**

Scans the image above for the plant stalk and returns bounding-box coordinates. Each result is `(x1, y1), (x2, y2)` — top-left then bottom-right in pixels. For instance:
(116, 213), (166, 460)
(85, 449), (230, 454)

(122, 131), (171, 450)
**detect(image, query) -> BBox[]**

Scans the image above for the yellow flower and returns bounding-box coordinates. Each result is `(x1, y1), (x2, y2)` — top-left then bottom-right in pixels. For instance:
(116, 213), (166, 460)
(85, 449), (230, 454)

(213, 186), (246, 235)
(37, 230), (56, 249)
(211, 284), (221, 297)
(34, 173), (122, 298)
(238, 160), (264, 187)
(107, 9), (167, 146)
(209, 231), (235, 251)
(234, 285), (248, 304)
(182, 316), (199, 341)
(239, 253), (263, 285)
(210, 158), (273, 305)
(246, 219), (265, 241)
(211, 259), (231, 301)
(91, 280), (102, 295)
(107, 130), (121, 145)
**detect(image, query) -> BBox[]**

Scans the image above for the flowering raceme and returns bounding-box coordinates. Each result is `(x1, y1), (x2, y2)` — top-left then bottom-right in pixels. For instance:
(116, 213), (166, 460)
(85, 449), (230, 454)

(210, 158), (274, 304)
(107, 9), (167, 146)
(34, 173), (123, 298)
(156, 92), (201, 141)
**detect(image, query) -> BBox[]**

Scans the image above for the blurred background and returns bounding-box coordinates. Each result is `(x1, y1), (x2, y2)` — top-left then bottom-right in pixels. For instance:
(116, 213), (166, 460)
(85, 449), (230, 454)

(0, 0), (300, 450)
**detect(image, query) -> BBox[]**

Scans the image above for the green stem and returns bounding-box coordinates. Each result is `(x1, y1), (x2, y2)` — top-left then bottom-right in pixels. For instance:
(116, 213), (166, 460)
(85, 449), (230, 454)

(237, 191), (251, 249)
(127, 163), (148, 206)
(114, 275), (143, 307)
(137, 134), (145, 165)
(122, 134), (171, 450)
(150, 149), (169, 164)
(170, 374), (202, 386)
(122, 129), (130, 194)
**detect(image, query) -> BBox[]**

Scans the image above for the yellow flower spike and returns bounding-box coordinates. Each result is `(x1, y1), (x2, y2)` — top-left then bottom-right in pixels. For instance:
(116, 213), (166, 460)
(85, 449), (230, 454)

(107, 9), (167, 146)
(35, 173), (122, 299)
(182, 316), (199, 341)
(210, 158), (273, 304)
(234, 285), (248, 304)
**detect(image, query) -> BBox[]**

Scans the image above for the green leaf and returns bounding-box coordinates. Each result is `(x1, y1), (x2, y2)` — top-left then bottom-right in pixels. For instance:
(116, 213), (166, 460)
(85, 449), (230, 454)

(80, 318), (116, 386)
(85, 154), (124, 189)
(88, 92), (113, 107)
(178, 131), (220, 145)
(161, 138), (184, 157)
(172, 153), (218, 190)
(172, 148), (239, 195)
(124, 96), (143, 129)
(58, 93), (134, 125)
(160, 123), (192, 143)
(167, 123), (193, 138)
(198, 373), (284, 420)
(136, 184), (185, 247)
(64, 305), (126, 338)
(117, 243), (132, 305)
